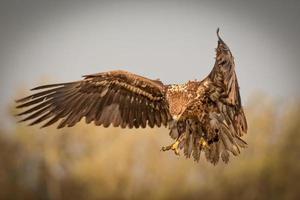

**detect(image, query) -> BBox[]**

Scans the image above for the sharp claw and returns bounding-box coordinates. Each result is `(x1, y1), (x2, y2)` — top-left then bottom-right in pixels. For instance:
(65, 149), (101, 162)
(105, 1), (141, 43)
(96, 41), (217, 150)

(199, 137), (210, 149)
(161, 140), (180, 156)
(161, 146), (171, 151)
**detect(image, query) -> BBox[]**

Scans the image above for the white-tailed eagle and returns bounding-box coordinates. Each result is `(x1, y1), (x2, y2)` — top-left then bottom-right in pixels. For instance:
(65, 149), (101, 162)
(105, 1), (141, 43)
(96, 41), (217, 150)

(16, 29), (247, 164)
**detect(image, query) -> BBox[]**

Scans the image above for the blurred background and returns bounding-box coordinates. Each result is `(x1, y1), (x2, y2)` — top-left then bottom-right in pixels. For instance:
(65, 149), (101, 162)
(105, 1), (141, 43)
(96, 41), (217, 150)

(0, 0), (299, 199)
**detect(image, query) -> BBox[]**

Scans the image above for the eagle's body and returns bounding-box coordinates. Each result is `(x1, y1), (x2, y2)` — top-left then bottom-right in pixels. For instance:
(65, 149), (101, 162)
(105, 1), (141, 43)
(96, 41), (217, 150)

(16, 29), (247, 164)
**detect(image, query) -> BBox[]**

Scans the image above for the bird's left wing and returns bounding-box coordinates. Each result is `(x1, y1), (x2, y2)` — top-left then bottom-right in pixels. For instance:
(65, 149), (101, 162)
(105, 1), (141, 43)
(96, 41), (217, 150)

(16, 70), (171, 129)
(205, 29), (248, 164)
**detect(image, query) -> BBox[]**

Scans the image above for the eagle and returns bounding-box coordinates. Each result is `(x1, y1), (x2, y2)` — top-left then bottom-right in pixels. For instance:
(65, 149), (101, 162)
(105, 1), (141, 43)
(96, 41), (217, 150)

(16, 29), (247, 165)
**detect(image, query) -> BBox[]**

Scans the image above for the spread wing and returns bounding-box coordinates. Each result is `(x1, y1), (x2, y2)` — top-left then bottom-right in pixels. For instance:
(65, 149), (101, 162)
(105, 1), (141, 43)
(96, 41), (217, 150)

(16, 70), (171, 129)
(205, 29), (248, 163)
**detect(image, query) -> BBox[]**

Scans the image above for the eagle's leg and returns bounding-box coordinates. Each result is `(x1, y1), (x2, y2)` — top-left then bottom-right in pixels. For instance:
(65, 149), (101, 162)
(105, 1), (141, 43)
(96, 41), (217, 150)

(162, 120), (185, 155)
(161, 140), (180, 155)
(161, 133), (186, 155)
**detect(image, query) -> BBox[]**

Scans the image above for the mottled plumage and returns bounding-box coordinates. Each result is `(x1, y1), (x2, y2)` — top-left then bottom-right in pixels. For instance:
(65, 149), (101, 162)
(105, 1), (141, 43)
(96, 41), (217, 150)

(16, 29), (247, 164)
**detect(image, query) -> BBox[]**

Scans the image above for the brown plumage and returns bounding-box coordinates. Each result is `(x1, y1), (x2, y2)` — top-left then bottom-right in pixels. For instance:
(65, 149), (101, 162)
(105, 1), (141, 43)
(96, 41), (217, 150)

(16, 29), (247, 164)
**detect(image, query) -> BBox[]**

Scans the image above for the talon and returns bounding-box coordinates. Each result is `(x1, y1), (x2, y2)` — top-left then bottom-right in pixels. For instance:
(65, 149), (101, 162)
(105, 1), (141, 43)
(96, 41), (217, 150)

(161, 140), (180, 155)
(161, 146), (171, 151)
(199, 137), (210, 149)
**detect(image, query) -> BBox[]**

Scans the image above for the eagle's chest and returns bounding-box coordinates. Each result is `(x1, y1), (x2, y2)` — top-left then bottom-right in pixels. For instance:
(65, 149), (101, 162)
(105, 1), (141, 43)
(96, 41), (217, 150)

(166, 81), (201, 118)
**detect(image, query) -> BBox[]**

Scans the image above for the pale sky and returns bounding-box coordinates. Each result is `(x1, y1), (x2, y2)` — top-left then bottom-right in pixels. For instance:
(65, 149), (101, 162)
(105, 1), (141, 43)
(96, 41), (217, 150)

(0, 0), (299, 127)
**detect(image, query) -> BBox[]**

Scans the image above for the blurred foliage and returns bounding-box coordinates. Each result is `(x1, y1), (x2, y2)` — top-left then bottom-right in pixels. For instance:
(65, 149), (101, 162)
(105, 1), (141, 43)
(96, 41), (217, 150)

(0, 94), (299, 200)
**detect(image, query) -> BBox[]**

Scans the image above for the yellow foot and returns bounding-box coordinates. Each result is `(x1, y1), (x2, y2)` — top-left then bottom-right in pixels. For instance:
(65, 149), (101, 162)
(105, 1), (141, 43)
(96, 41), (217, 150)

(199, 137), (210, 149)
(161, 140), (180, 155)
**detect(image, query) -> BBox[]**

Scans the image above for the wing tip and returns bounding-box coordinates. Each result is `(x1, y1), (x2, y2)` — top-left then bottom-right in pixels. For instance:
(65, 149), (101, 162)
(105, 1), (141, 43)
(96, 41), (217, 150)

(216, 27), (223, 42)
(30, 82), (73, 91)
(216, 27), (220, 35)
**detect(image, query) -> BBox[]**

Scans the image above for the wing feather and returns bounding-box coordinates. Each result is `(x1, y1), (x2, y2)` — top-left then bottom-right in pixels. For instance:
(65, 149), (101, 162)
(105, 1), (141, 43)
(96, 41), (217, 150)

(204, 29), (248, 163)
(16, 70), (171, 129)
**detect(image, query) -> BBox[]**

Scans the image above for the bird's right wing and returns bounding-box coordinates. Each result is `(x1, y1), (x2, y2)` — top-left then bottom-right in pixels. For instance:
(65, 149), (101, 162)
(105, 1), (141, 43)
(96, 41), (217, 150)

(16, 70), (171, 129)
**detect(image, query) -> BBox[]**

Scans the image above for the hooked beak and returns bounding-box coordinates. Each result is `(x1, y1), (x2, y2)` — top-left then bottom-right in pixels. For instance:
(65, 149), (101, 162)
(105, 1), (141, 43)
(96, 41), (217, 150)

(173, 114), (181, 121)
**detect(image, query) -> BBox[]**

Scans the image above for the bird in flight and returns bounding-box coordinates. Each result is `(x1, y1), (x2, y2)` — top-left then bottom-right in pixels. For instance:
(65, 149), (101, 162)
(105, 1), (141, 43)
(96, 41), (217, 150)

(16, 29), (247, 165)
